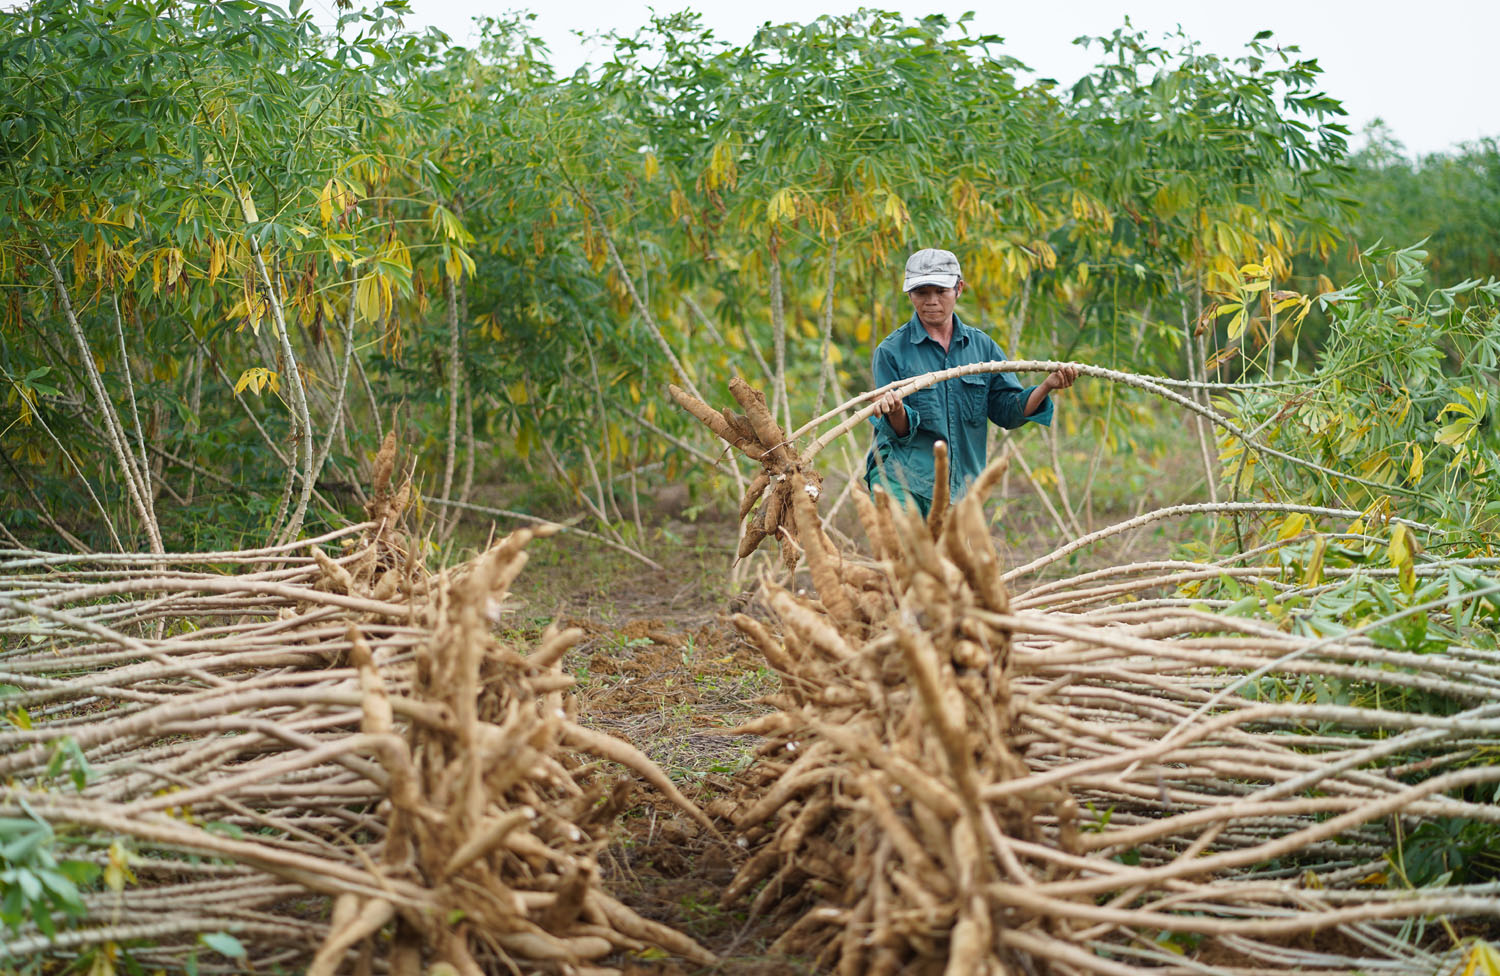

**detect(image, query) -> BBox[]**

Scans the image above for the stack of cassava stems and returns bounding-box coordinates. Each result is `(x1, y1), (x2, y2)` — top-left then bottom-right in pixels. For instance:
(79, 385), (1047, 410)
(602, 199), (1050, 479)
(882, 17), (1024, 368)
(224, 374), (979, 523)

(0, 433), (714, 974)
(671, 378), (1500, 975)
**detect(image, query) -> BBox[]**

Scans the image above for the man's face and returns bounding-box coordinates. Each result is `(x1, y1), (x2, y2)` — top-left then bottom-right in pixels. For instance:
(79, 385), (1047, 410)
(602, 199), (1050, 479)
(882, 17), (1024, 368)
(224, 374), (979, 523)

(908, 281), (963, 329)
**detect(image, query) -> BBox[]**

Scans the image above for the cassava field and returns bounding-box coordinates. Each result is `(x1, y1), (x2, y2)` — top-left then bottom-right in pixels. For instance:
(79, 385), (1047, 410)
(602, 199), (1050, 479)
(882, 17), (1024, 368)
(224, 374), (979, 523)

(3, 3), (1500, 974)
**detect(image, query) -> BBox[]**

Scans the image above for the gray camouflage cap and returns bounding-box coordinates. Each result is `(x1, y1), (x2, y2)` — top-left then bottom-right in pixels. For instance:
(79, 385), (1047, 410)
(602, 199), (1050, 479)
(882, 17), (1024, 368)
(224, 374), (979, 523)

(903, 248), (962, 291)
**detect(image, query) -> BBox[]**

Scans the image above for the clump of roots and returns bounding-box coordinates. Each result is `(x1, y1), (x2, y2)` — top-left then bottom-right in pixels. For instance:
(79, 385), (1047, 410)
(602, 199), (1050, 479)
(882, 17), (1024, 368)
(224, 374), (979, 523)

(674, 378), (1500, 975)
(670, 377), (822, 569)
(710, 452), (1071, 975)
(0, 438), (714, 975)
(315, 523), (718, 975)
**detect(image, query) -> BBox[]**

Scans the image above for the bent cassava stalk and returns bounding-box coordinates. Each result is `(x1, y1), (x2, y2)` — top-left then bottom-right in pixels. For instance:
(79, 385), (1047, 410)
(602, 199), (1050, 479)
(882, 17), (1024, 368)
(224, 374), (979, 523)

(671, 376), (1498, 976)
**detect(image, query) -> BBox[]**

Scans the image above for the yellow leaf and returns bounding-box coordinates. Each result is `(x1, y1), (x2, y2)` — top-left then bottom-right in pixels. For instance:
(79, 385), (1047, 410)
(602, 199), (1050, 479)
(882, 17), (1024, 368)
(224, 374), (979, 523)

(163, 248), (183, 286)
(106, 840), (135, 892)
(1277, 512), (1309, 541)
(507, 381), (528, 405)
(1436, 420), (1475, 449)
(1475, 940), (1500, 976)
(319, 179), (335, 226)
(1441, 399), (1476, 420)
(855, 319), (872, 343)
(705, 141), (738, 190)
(1227, 309), (1246, 341)
(233, 367), (278, 397)
(237, 184), (258, 223)
(882, 191), (909, 225)
(1409, 443), (1424, 483)
(1302, 535), (1326, 587)
(767, 188), (796, 225)
(628, 381), (640, 404)
(1462, 940), (1500, 976)
(1204, 346), (1239, 371)
(643, 151), (659, 181)
(87, 941), (117, 976)
(207, 237), (226, 284)
(1388, 524), (1417, 595)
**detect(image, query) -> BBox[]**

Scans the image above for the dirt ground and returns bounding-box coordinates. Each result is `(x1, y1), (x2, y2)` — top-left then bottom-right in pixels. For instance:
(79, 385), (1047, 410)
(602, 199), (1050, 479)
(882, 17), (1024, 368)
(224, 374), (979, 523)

(500, 512), (780, 973)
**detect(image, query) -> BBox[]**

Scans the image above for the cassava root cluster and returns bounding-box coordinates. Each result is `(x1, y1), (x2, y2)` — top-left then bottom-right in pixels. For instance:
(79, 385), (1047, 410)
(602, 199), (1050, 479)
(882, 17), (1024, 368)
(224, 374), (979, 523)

(0, 433), (713, 975)
(669, 378), (823, 568)
(673, 377), (1500, 976)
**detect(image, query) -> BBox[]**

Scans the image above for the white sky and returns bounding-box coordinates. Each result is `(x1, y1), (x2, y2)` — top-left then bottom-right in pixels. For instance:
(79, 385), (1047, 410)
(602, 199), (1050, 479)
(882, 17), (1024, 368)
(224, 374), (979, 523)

(333, 0), (1499, 157)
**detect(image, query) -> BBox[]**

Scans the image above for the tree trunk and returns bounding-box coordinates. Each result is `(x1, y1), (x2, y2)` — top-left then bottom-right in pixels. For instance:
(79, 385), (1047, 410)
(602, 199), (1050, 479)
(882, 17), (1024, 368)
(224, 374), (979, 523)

(767, 233), (790, 435)
(813, 235), (839, 416)
(40, 245), (162, 554)
(250, 248), (316, 547)
(438, 272), (462, 540)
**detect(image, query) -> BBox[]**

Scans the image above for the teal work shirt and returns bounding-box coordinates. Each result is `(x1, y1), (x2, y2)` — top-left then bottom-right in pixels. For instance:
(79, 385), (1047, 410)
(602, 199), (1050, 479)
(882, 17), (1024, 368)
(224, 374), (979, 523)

(864, 312), (1053, 502)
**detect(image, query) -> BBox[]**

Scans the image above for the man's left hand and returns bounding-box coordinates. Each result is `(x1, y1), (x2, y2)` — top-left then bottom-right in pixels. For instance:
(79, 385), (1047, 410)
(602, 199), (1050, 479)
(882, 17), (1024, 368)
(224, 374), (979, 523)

(1043, 365), (1079, 392)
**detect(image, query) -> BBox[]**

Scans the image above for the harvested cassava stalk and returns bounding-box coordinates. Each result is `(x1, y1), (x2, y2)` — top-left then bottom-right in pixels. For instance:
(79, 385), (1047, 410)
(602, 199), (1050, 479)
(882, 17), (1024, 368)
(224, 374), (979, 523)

(681, 377), (1500, 975)
(0, 445), (713, 974)
(670, 378), (822, 569)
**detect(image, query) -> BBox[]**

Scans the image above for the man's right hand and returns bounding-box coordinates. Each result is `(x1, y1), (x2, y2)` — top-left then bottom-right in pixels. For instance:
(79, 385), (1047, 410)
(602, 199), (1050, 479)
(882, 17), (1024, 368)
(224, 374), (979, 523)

(873, 390), (909, 437)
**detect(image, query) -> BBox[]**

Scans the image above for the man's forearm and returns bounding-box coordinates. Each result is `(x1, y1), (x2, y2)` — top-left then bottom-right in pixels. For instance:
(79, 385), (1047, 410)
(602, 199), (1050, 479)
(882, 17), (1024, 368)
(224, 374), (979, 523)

(1025, 384), (1051, 416)
(887, 406), (910, 437)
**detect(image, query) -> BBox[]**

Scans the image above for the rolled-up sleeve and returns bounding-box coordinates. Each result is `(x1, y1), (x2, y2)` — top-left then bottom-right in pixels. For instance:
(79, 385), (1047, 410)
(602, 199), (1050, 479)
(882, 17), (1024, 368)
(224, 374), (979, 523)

(871, 345), (922, 445)
(987, 374), (1052, 429)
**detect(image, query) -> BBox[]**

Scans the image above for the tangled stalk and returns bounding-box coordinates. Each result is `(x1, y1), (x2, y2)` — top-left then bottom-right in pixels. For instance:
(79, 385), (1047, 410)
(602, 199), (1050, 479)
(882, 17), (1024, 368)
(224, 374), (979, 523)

(673, 378), (1500, 975)
(0, 433), (714, 973)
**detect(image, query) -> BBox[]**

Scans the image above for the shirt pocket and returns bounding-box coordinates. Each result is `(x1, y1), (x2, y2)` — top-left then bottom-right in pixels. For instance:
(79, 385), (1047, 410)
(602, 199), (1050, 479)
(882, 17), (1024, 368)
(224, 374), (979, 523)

(904, 388), (937, 431)
(958, 375), (989, 426)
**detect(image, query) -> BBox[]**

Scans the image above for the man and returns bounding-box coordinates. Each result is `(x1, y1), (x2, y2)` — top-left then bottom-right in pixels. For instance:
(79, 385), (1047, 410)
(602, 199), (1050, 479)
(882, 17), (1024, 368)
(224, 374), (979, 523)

(865, 247), (1078, 515)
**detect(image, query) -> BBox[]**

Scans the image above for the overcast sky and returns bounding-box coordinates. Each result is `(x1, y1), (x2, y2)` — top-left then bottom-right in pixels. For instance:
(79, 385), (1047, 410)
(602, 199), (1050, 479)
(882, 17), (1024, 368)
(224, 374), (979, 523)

(330, 0), (1499, 157)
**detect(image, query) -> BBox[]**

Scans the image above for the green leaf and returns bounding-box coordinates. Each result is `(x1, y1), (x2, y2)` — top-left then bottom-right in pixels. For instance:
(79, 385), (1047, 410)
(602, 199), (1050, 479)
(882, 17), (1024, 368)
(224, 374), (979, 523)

(15, 869), (42, 901)
(64, 738), (93, 791)
(201, 931), (247, 959)
(57, 860), (101, 887)
(37, 869), (83, 914)
(30, 895), (55, 938)
(2, 883), (24, 928)
(1225, 595), (1260, 618)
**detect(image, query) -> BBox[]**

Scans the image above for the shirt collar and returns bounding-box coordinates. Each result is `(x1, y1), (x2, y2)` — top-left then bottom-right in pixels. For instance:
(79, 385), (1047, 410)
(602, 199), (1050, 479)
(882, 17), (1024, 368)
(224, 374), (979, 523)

(904, 311), (973, 345)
